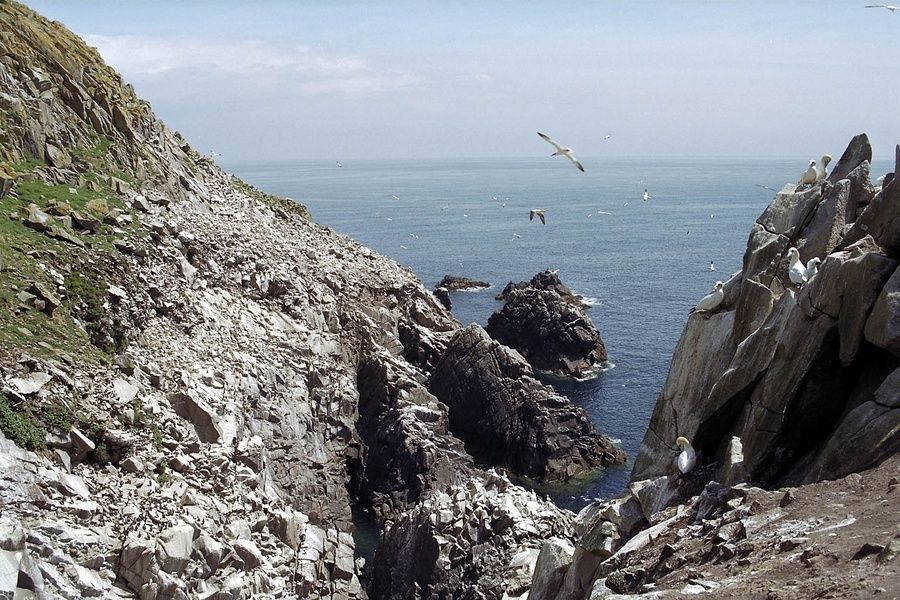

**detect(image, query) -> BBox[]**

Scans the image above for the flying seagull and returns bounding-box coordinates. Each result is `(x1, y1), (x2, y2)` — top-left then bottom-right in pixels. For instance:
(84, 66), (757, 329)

(642, 189), (650, 202)
(865, 4), (897, 10)
(604, 134), (612, 140)
(537, 132), (585, 172)
(529, 209), (546, 224)
(391, 195), (400, 200)
(336, 160), (342, 167)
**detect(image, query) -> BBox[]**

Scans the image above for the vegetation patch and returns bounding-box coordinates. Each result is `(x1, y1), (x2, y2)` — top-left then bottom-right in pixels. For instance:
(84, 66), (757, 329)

(0, 393), (45, 450)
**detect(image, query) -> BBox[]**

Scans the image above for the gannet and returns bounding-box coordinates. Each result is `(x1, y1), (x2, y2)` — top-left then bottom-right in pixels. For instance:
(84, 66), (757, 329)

(643, 189), (650, 201)
(537, 132), (585, 172)
(336, 161), (342, 167)
(529, 209), (546, 224)
(392, 195), (400, 200)
(675, 437), (697, 474)
(709, 261), (715, 272)
(865, 4), (897, 10)
(690, 281), (725, 314)
(787, 247), (807, 286)
(815, 154), (832, 181)
(799, 160), (818, 185)
(604, 134), (612, 140)
(805, 257), (822, 283)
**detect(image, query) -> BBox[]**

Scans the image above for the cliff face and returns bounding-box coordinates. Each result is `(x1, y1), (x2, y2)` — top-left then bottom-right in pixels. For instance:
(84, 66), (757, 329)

(518, 139), (900, 600)
(632, 135), (900, 487)
(0, 3), (626, 599)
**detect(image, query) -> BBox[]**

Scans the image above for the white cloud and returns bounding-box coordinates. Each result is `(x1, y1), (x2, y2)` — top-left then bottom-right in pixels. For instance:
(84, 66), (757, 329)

(84, 34), (417, 97)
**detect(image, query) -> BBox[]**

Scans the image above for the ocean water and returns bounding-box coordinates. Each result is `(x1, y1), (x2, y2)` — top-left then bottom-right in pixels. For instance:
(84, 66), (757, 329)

(223, 157), (892, 511)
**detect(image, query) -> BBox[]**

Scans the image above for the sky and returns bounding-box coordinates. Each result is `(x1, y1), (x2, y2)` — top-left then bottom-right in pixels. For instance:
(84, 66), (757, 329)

(23, 1), (900, 161)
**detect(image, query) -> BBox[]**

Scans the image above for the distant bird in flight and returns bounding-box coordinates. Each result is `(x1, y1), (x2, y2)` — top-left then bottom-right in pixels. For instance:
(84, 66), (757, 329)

(604, 134), (612, 140)
(865, 4), (897, 11)
(392, 195), (400, 200)
(529, 209), (546, 224)
(512, 233), (521, 239)
(209, 151), (222, 157)
(336, 160), (342, 167)
(755, 184), (777, 193)
(642, 189), (650, 202)
(709, 261), (715, 272)
(537, 132), (585, 172)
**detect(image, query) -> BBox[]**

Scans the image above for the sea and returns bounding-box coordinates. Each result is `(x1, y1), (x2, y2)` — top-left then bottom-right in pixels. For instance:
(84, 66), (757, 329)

(223, 156), (892, 512)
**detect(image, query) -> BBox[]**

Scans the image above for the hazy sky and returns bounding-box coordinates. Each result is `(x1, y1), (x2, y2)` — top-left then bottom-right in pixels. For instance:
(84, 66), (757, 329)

(23, 1), (900, 161)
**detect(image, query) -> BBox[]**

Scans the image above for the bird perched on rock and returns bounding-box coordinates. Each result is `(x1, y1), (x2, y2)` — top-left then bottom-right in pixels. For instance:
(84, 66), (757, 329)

(799, 160), (818, 185)
(787, 247), (809, 286)
(537, 132), (585, 172)
(529, 209), (546, 224)
(689, 281), (725, 315)
(675, 436), (697, 475)
(815, 154), (832, 181)
(805, 257), (822, 283)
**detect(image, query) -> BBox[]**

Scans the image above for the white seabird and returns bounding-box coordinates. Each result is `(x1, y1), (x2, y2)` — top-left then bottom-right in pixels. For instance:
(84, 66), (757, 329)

(865, 3), (897, 10)
(392, 195), (400, 200)
(529, 209), (546, 224)
(787, 247), (807, 286)
(805, 257), (822, 282)
(409, 233), (419, 240)
(690, 281), (725, 314)
(815, 154), (832, 181)
(336, 160), (342, 167)
(604, 134), (612, 140)
(709, 261), (715, 272)
(643, 189), (650, 201)
(537, 132), (585, 172)
(675, 437), (697, 475)
(756, 183), (777, 193)
(799, 160), (818, 185)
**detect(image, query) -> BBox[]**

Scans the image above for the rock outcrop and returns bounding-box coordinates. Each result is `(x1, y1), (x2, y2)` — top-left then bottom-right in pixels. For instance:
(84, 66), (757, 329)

(487, 271), (607, 378)
(436, 274), (490, 291)
(495, 269), (585, 304)
(632, 135), (900, 488)
(430, 325), (625, 480)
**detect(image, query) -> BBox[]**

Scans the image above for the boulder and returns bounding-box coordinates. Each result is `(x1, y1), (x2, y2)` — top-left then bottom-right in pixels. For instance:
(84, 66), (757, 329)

(24, 203), (50, 232)
(864, 265), (900, 357)
(156, 523), (194, 574)
(529, 538), (574, 600)
(430, 325), (625, 480)
(495, 269), (584, 305)
(433, 286), (451, 311)
(167, 392), (221, 443)
(828, 133), (872, 183)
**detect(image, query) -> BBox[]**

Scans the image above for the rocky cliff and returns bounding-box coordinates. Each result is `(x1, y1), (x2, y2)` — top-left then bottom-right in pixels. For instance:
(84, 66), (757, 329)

(520, 136), (900, 600)
(0, 3), (622, 599)
(632, 134), (899, 487)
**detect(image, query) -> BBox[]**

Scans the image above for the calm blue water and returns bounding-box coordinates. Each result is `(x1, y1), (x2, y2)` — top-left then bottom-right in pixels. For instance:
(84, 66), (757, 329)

(224, 157), (892, 511)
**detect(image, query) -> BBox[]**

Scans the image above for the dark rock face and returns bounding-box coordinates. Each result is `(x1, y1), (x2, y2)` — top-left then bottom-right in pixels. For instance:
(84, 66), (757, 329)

(430, 324), (625, 480)
(354, 354), (473, 519)
(486, 276), (607, 378)
(436, 275), (490, 291)
(433, 286), (451, 311)
(495, 269), (584, 305)
(632, 138), (900, 487)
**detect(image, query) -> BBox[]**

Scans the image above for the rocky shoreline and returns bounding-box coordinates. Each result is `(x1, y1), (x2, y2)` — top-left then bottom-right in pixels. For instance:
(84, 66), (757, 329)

(0, 3), (897, 599)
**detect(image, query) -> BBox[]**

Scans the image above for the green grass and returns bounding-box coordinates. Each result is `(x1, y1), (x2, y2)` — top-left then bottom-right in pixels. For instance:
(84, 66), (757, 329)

(41, 399), (74, 432)
(0, 394), (45, 450)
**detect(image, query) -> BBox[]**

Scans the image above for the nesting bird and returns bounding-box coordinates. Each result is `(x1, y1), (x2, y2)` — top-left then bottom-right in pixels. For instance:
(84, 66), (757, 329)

(690, 281), (725, 314)
(799, 160), (818, 185)
(675, 436), (697, 475)
(815, 154), (832, 181)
